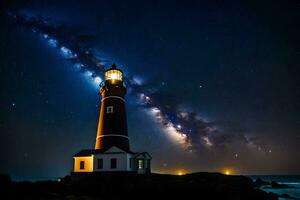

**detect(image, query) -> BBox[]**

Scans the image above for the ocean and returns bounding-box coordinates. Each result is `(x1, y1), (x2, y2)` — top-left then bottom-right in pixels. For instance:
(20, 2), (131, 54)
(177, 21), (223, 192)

(250, 175), (300, 200)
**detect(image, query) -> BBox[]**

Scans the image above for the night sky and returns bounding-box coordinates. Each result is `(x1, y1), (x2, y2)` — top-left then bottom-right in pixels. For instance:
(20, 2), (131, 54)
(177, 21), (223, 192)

(1, 0), (300, 179)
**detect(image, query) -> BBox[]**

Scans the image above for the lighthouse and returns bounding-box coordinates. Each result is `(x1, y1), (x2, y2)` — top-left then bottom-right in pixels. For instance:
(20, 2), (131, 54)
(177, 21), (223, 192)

(73, 64), (151, 174)
(95, 64), (129, 151)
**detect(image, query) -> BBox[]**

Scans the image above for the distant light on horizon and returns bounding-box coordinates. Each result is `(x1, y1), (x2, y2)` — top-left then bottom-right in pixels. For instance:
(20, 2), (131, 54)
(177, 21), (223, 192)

(176, 169), (187, 176)
(223, 168), (234, 175)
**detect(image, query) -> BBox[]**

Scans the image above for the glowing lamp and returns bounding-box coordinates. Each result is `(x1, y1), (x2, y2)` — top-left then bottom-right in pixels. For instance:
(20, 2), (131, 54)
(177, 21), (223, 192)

(223, 168), (233, 175)
(105, 64), (123, 82)
(176, 170), (186, 176)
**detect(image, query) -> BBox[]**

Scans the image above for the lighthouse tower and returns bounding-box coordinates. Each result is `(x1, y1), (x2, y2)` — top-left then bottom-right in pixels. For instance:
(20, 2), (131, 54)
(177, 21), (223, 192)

(95, 64), (129, 151)
(73, 64), (151, 174)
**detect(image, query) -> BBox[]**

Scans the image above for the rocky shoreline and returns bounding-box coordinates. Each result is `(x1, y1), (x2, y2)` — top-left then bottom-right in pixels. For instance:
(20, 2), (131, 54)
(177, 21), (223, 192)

(253, 178), (296, 189)
(253, 178), (298, 199)
(0, 173), (290, 200)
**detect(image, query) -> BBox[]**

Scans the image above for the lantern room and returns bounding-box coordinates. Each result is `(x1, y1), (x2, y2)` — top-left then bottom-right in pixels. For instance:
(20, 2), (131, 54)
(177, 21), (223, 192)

(105, 64), (123, 82)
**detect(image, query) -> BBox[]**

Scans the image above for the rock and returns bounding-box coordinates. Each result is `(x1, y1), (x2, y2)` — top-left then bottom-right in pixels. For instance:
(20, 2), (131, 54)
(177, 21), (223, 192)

(280, 193), (297, 199)
(269, 192), (298, 200)
(253, 178), (270, 187)
(0, 174), (11, 186)
(253, 178), (295, 189)
(271, 181), (295, 189)
(2, 173), (279, 200)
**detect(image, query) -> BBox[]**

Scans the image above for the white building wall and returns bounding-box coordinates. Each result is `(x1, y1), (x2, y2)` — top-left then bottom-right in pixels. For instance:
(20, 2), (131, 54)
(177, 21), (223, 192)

(93, 153), (131, 172)
(126, 153), (135, 171)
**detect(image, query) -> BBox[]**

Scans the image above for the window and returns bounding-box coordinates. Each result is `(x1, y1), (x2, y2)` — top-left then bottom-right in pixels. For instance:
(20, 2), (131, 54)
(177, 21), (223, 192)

(80, 161), (85, 169)
(138, 159), (143, 169)
(129, 158), (133, 168)
(98, 159), (103, 169)
(111, 158), (117, 169)
(106, 106), (113, 113)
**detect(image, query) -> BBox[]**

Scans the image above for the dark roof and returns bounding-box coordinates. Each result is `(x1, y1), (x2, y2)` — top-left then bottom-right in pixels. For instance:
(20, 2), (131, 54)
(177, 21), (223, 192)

(133, 152), (152, 159)
(104, 63), (123, 73)
(73, 149), (97, 157)
(73, 146), (136, 157)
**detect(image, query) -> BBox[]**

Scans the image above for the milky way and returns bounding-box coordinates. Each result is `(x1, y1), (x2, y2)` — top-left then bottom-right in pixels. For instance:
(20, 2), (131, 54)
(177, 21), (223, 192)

(3, 2), (300, 176)
(6, 10), (274, 155)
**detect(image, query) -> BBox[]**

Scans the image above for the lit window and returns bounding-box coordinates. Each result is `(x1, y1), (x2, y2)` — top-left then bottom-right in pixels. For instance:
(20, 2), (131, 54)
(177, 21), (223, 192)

(138, 160), (143, 169)
(98, 159), (103, 169)
(80, 161), (85, 169)
(106, 106), (113, 113)
(111, 158), (117, 169)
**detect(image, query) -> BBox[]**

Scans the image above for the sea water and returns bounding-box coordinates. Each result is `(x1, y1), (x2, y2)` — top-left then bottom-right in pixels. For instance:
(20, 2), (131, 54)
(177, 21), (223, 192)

(250, 175), (300, 200)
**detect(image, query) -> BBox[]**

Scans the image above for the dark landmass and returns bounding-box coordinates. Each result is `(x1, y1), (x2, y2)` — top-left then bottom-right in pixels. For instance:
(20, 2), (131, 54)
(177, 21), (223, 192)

(0, 173), (282, 200)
